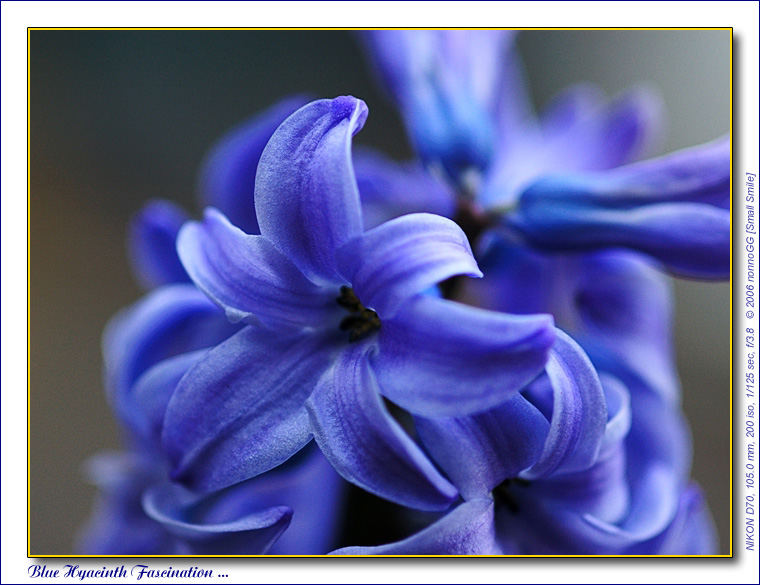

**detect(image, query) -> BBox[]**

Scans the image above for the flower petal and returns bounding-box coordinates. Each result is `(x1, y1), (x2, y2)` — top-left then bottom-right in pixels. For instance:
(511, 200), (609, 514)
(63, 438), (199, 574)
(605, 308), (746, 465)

(415, 394), (550, 500)
(254, 96), (368, 284)
(103, 284), (239, 425)
(337, 213), (481, 319)
(374, 295), (555, 417)
(479, 86), (664, 209)
(142, 481), (292, 554)
(362, 31), (514, 181)
(197, 95), (310, 234)
(77, 452), (172, 555)
(127, 200), (191, 288)
(162, 326), (334, 493)
(354, 147), (456, 228)
(629, 483), (717, 554)
(522, 329), (607, 479)
(129, 350), (207, 444)
(307, 344), (457, 511)
(460, 242), (681, 404)
(331, 498), (500, 555)
(177, 208), (339, 329)
(540, 84), (665, 171)
(510, 137), (730, 279)
(571, 250), (681, 404)
(260, 446), (346, 555)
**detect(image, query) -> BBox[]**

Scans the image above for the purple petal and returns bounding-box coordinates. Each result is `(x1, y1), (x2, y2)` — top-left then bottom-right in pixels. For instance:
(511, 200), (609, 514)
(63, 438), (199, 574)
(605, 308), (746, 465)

(103, 284), (238, 425)
(129, 350), (207, 444)
(415, 394), (550, 500)
(77, 452), (172, 554)
(177, 208), (339, 330)
(127, 200), (191, 288)
(522, 329), (607, 479)
(460, 242), (681, 404)
(540, 85), (665, 171)
(362, 31), (514, 181)
(480, 86), (664, 209)
(337, 213), (481, 319)
(630, 483), (717, 554)
(374, 295), (555, 417)
(198, 95), (310, 234)
(262, 446), (346, 554)
(354, 147), (456, 228)
(162, 326), (334, 493)
(572, 250), (681, 404)
(597, 374), (632, 459)
(255, 97), (368, 284)
(521, 376), (633, 527)
(307, 344), (457, 511)
(510, 137), (730, 279)
(331, 498), (500, 555)
(527, 446), (630, 526)
(142, 481), (292, 554)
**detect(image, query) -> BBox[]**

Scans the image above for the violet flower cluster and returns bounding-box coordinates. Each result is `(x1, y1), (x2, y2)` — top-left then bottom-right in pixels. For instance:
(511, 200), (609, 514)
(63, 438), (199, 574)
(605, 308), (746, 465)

(80, 31), (728, 555)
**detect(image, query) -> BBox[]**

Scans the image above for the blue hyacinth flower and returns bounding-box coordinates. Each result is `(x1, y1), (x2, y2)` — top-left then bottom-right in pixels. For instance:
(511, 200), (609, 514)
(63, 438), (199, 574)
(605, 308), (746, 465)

(164, 96), (556, 511)
(78, 445), (344, 555)
(332, 334), (716, 555)
(359, 30), (729, 280)
(90, 283), (345, 555)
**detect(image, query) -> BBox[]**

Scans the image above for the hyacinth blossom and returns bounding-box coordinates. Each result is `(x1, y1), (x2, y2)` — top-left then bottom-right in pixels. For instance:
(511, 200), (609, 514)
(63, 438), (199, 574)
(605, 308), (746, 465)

(79, 98), (348, 554)
(81, 278), (344, 555)
(360, 30), (729, 280)
(333, 334), (715, 555)
(164, 96), (562, 510)
(80, 30), (727, 556)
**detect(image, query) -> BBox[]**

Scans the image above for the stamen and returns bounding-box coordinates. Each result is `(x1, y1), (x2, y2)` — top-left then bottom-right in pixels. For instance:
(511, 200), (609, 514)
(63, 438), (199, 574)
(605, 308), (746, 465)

(336, 287), (381, 343)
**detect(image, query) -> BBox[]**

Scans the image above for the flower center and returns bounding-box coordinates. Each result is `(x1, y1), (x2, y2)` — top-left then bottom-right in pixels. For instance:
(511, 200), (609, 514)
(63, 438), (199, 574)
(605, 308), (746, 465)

(492, 477), (530, 514)
(336, 286), (381, 343)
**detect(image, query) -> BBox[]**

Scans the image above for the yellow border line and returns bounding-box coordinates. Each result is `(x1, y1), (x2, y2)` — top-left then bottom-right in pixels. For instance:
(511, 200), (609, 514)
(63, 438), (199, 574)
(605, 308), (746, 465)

(26, 26), (735, 560)
(27, 26), (32, 561)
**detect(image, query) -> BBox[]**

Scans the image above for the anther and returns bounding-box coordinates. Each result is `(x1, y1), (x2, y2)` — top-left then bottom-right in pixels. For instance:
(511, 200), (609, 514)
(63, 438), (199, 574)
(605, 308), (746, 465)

(336, 287), (381, 343)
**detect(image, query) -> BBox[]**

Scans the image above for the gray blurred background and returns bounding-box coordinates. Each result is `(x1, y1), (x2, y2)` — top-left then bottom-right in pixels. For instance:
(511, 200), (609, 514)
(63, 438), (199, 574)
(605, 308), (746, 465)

(30, 30), (731, 554)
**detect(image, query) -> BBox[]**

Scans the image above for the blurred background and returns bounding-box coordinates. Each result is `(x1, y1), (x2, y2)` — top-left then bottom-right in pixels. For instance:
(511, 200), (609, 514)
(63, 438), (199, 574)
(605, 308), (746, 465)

(30, 30), (731, 554)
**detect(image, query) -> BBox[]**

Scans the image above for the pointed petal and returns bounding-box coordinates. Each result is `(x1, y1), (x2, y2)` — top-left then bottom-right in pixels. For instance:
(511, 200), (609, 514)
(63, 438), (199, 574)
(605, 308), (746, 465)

(374, 295), (555, 417)
(331, 498), (500, 555)
(254, 96), (368, 284)
(522, 329), (607, 479)
(362, 31), (514, 181)
(307, 344), (457, 511)
(337, 213), (481, 319)
(103, 284), (238, 425)
(162, 327), (333, 493)
(177, 208), (339, 329)
(142, 481), (292, 554)
(354, 147), (456, 228)
(511, 137), (730, 279)
(127, 200), (191, 288)
(198, 95), (310, 234)
(415, 394), (550, 500)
